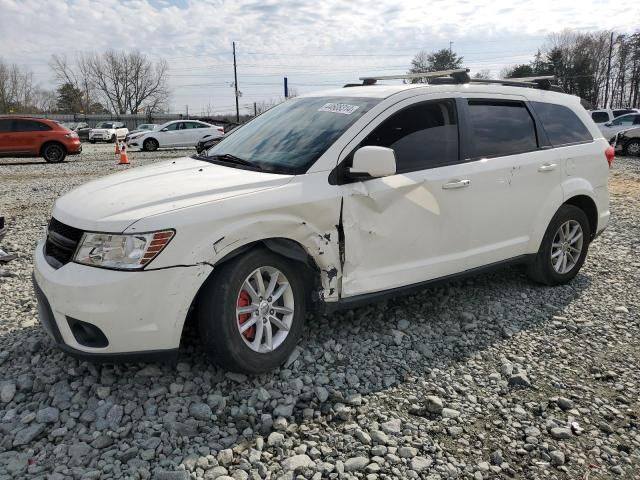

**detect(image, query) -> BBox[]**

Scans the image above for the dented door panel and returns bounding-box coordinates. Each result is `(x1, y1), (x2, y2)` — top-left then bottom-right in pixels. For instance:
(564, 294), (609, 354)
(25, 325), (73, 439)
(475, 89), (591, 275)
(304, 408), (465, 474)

(341, 164), (474, 297)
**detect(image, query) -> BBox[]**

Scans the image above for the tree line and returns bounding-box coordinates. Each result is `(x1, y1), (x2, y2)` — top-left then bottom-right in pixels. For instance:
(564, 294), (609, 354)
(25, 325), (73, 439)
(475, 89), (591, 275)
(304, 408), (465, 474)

(409, 29), (640, 109)
(0, 50), (169, 115)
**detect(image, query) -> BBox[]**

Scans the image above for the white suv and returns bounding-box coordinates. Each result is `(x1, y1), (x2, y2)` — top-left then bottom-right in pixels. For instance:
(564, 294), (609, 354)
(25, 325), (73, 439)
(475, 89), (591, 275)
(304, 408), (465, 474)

(33, 76), (612, 373)
(89, 121), (129, 143)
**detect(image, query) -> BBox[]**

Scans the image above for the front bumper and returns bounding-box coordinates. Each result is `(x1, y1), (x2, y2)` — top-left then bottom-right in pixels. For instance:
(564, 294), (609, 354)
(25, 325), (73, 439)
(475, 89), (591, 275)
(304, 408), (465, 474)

(33, 240), (212, 361)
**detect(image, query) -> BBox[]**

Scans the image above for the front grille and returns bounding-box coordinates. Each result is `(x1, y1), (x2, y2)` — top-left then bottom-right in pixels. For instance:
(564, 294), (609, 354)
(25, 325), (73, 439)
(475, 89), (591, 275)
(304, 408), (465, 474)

(45, 218), (84, 269)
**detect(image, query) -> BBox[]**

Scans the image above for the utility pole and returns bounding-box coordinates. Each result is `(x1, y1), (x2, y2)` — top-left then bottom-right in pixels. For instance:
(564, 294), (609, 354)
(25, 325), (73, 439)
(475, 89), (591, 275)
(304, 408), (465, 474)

(284, 77), (289, 98)
(605, 31), (614, 108)
(254, 102), (257, 117)
(449, 41), (454, 54)
(185, 105), (189, 119)
(233, 41), (240, 123)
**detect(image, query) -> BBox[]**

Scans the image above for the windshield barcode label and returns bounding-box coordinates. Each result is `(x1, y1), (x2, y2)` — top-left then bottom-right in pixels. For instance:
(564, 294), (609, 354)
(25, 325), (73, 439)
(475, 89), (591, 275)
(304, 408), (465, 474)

(318, 103), (360, 115)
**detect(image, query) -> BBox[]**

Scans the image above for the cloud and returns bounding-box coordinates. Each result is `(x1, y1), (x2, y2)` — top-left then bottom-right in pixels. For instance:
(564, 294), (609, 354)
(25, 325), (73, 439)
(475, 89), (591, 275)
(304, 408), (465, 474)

(0, 0), (638, 114)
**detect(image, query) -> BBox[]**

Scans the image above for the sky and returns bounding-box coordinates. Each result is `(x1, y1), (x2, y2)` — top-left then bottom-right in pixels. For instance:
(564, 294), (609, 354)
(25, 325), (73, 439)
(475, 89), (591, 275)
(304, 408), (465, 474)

(1, 0), (639, 115)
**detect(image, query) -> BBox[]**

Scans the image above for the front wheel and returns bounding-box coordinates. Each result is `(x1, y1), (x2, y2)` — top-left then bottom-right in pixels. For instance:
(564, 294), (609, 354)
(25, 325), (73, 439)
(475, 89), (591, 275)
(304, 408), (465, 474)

(197, 249), (306, 373)
(624, 140), (640, 157)
(143, 138), (159, 152)
(527, 205), (590, 285)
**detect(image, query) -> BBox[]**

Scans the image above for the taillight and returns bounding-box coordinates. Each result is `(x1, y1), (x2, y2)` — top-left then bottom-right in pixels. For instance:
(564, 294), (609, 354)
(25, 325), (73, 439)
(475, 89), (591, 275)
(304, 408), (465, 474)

(217, 127), (224, 133)
(605, 146), (615, 168)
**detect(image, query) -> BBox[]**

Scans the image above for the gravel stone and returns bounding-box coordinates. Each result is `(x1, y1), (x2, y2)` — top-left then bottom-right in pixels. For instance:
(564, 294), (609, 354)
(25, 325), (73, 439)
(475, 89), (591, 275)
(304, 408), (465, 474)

(1, 148), (639, 480)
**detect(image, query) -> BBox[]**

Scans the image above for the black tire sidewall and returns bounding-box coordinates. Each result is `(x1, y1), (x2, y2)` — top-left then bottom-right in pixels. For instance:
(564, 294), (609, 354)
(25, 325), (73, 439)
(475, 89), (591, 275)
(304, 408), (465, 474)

(144, 139), (158, 152)
(536, 205), (591, 284)
(198, 249), (306, 374)
(624, 140), (640, 157)
(43, 143), (66, 163)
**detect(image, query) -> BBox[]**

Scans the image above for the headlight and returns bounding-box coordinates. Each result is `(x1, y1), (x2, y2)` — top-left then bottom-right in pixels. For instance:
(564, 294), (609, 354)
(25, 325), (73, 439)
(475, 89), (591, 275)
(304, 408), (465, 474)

(74, 230), (174, 270)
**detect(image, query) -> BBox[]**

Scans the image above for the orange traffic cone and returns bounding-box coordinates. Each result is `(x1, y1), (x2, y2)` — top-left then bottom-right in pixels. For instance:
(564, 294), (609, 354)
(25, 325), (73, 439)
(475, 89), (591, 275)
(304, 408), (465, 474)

(118, 145), (129, 165)
(114, 141), (121, 157)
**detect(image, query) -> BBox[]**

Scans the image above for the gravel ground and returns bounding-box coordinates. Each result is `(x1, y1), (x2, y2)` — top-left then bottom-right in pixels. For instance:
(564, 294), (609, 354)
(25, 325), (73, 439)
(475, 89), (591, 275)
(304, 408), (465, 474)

(0, 144), (639, 479)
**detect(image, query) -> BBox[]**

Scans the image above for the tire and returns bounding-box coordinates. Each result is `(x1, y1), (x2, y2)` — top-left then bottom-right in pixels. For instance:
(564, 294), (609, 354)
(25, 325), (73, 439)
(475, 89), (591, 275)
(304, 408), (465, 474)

(42, 142), (67, 163)
(143, 138), (159, 152)
(624, 140), (640, 157)
(527, 204), (591, 286)
(110, 135), (116, 143)
(90, 140), (96, 144)
(197, 248), (306, 373)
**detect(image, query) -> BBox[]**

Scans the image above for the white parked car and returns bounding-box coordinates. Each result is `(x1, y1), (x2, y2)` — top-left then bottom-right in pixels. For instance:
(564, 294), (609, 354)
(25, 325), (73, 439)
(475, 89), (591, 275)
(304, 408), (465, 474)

(125, 123), (159, 140)
(589, 108), (640, 127)
(34, 74), (612, 373)
(127, 120), (223, 151)
(599, 112), (640, 140)
(89, 121), (129, 143)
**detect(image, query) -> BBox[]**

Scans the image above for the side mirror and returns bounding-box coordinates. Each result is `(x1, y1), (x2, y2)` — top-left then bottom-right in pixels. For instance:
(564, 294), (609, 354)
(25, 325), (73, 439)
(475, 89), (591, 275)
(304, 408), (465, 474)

(604, 122), (612, 127)
(161, 128), (168, 132)
(350, 146), (396, 178)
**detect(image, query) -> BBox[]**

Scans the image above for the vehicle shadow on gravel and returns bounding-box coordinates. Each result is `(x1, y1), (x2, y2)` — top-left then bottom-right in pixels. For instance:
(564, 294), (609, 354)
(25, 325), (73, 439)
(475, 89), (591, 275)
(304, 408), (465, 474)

(0, 265), (591, 475)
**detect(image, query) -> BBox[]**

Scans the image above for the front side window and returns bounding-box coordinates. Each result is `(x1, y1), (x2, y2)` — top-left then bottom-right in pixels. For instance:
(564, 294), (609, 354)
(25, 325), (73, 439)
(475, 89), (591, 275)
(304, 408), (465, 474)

(467, 100), (537, 158)
(164, 122), (179, 131)
(360, 99), (459, 173)
(0, 119), (12, 132)
(591, 111), (609, 123)
(206, 96), (380, 174)
(530, 101), (592, 146)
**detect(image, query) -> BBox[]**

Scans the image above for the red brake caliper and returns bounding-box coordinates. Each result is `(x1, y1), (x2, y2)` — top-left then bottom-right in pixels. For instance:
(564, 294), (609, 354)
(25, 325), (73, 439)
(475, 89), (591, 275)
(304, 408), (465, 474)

(237, 290), (255, 340)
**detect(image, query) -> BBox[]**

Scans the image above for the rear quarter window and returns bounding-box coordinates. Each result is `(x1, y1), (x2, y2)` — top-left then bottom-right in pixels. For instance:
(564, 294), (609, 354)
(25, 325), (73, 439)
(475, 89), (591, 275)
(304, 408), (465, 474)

(532, 102), (592, 146)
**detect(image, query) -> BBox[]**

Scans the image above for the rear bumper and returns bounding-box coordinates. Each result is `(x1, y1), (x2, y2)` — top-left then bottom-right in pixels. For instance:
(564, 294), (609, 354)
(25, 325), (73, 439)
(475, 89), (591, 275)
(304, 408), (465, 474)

(32, 240), (211, 361)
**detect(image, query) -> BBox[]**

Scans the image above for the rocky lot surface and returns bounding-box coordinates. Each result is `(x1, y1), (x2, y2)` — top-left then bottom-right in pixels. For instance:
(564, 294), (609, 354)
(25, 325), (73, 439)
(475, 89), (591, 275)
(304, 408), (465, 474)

(0, 145), (639, 479)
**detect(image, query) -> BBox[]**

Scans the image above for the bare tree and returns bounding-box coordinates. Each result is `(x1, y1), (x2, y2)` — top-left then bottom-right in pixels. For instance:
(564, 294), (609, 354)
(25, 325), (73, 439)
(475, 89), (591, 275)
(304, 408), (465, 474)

(0, 59), (36, 113)
(83, 50), (169, 114)
(472, 69), (492, 80)
(50, 54), (94, 113)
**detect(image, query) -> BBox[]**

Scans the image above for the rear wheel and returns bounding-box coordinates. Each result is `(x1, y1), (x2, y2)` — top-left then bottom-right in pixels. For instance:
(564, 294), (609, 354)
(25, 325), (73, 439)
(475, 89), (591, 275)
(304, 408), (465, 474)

(143, 138), (159, 152)
(527, 205), (590, 285)
(110, 134), (116, 143)
(42, 142), (66, 163)
(90, 139), (96, 144)
(624, 140), (640, 157)
(197, 249), (306, 373)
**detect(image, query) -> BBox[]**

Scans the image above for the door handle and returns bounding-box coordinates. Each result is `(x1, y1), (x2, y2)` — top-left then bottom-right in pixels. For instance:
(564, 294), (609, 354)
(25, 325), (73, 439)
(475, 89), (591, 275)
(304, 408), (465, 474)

(442, 179), (471, 190)
(538, 163), (557, 172)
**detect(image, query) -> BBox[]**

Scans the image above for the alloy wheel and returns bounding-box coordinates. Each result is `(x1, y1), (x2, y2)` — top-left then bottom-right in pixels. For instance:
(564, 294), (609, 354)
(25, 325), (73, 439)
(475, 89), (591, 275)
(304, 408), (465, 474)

(236, 266), (294, 353)
(551, 220), (584, 274)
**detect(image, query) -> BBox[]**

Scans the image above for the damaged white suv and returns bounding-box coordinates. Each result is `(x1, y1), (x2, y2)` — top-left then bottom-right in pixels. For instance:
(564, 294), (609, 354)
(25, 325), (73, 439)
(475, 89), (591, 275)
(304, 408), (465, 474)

(34, 73), (612, 373)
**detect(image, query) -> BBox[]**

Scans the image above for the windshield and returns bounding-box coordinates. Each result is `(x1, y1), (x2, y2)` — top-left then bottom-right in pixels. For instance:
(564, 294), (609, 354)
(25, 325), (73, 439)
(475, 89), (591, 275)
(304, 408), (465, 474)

(97, 122), (114, 128)
(205, 96), (379, 173)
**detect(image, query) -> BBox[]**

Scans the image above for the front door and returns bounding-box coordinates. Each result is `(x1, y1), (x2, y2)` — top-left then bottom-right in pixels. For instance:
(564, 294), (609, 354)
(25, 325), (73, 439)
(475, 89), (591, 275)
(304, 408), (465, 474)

(340, 97), (474, 297)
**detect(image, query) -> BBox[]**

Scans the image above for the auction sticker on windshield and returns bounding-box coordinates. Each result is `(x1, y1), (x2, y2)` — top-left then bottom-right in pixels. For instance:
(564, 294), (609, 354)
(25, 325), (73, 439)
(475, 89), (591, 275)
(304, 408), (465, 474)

(318, 103), (360, 115)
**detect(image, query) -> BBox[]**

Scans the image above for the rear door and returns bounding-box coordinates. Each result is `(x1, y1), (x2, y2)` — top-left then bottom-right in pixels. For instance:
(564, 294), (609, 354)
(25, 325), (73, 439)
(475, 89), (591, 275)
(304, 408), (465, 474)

(459, 96), (562, 268)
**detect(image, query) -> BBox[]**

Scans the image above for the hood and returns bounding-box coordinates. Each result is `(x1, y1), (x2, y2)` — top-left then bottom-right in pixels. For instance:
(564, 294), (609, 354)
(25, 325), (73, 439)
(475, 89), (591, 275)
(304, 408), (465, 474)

(53, 157), (293, 232)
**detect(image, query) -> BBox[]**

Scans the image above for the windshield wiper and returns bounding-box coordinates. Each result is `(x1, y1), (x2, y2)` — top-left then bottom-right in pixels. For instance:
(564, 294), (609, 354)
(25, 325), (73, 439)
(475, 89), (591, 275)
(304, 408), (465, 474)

(208, 153), (258, 168)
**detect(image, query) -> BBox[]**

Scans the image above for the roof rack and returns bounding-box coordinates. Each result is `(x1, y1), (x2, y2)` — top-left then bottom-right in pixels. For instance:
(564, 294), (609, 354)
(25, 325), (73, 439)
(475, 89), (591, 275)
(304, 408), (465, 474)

(348, 69), (563, 92)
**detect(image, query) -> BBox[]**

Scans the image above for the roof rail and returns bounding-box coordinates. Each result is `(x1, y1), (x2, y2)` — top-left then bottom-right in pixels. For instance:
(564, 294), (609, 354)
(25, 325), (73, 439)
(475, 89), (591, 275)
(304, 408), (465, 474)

(349, 69), (564, 92)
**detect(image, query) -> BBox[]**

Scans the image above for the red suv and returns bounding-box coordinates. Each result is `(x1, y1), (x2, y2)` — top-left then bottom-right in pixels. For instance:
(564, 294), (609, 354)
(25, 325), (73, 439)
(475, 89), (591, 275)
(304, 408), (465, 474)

(0, 117), (82, 163)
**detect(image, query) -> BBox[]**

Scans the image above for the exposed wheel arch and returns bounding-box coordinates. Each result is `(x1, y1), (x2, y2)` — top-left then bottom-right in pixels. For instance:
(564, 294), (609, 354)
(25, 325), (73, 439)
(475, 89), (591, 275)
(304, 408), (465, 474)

(564, 195), (597, 240)
(180, 237), (323, 345)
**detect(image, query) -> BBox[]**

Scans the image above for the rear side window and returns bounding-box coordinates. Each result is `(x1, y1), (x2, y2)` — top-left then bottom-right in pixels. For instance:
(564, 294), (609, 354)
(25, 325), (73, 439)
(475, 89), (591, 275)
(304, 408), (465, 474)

(591, 111), (609, 123)
(613, 109), (633, 118)
(13, 119), (51, 132)
(467, 100), (537, 158)
(0, 119), (12, 132)
(531, 102), (592, 146)
(611, 114), (637, 127)
(361, 99), (459, 173)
